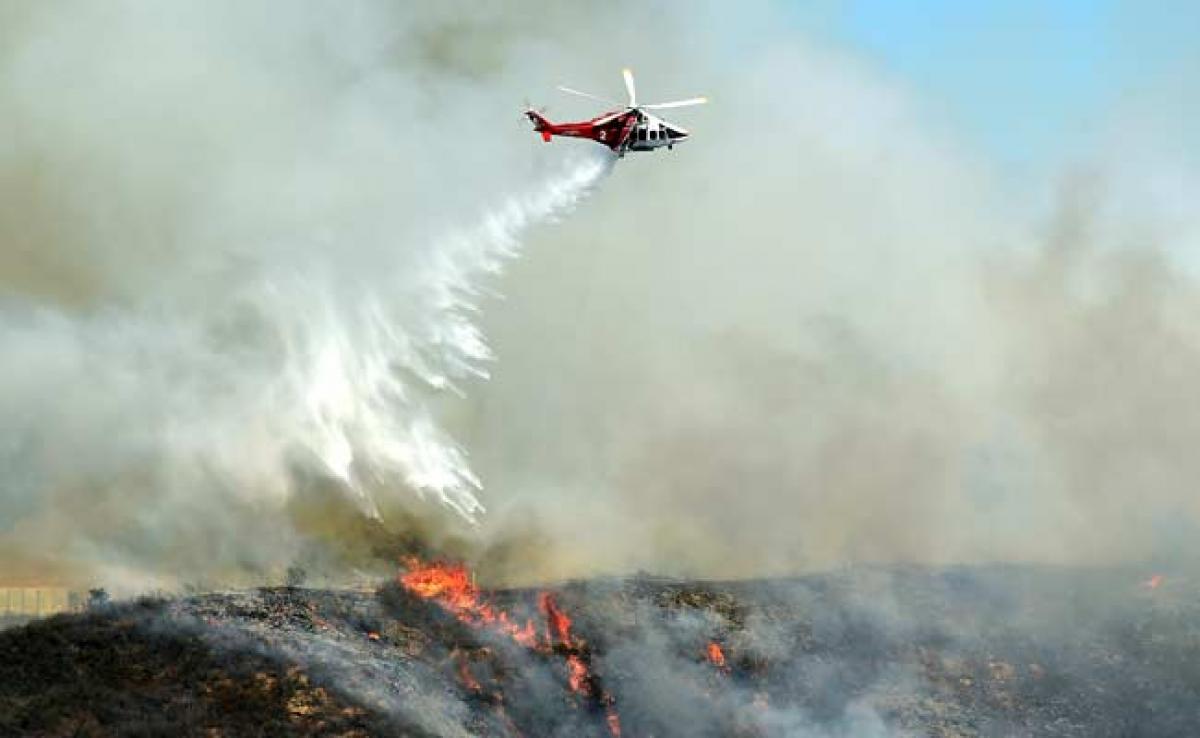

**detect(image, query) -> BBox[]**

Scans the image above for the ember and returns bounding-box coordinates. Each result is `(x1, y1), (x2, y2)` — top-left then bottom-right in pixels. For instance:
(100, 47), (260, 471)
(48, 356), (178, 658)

(455, 654), (482, 693)
(566, 655), (589, 694)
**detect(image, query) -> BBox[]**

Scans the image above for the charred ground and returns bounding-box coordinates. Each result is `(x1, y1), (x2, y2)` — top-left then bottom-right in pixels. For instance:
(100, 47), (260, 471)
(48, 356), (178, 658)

(1, 565), (1197, 737)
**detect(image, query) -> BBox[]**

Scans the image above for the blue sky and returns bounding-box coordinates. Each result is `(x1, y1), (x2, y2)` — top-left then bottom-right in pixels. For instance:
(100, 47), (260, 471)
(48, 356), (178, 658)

(793, 1), (1200, 170)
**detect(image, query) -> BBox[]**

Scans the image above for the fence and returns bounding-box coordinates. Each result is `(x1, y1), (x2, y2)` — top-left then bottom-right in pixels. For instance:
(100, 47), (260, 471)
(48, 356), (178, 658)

(0, 587), (78, 618)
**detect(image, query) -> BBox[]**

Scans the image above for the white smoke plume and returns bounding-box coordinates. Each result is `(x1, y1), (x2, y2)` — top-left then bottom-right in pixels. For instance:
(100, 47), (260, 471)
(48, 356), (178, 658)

(267, 150), (611, 519)
(2, 1), (1199, 588)
(0, 147), (610, 586)
(0, 1), (615, 587)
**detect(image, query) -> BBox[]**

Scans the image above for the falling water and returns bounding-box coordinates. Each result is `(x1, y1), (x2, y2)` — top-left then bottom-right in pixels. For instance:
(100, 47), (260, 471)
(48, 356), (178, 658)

(275, 149), (615, 519)
(0, 148), (613, 584)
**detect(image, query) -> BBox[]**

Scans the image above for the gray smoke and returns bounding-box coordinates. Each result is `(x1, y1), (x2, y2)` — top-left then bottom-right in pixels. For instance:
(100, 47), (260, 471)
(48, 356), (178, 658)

(1, 1), (1198, 588)
(0, 1), (612, 589)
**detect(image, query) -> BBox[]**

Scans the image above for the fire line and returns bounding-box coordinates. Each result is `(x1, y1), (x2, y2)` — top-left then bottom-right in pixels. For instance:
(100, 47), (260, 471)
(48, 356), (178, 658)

(399, 559), (622, 736)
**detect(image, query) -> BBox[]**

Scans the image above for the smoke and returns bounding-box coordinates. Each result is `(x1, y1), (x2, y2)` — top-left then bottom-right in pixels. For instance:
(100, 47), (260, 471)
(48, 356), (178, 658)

(0, 1), (612, 588)
(453, 8), (1200, 580)
(2, 1), (1199, 587)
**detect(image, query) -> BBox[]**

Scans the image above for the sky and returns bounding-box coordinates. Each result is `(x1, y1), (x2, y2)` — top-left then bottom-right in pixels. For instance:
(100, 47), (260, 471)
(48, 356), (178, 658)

(3, 0), (1200, 588)
(794, 0), (1200, 175)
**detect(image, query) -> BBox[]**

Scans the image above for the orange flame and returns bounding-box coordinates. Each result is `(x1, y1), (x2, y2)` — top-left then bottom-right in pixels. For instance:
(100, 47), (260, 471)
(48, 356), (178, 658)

(539, 593), (594, 694)
(1144, 574), (1164, 590)
(706, 641), (727, 669)
(399, 558), (537, 646)
(399, 558), (622, 736)
(539, 592), (574, 646)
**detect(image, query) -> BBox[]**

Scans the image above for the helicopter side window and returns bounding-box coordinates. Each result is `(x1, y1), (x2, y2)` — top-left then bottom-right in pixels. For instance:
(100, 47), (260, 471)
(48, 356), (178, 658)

(638, 128), (647, 141)
(650, 129), (658, 140)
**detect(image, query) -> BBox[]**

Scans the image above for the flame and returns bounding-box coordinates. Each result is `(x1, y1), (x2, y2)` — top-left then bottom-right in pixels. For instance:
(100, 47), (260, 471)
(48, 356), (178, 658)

(706, 641), (727, 669)
(539, 592), (573, 646)
(539, 593), (591, 694)
(399, 558), (621, 736)
(399, 558), (537, 646)
(1144, 574), (1164, 590)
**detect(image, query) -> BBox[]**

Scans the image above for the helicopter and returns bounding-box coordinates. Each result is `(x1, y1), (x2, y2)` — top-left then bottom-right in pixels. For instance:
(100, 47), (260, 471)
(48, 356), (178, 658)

(525, 68), (707, 157)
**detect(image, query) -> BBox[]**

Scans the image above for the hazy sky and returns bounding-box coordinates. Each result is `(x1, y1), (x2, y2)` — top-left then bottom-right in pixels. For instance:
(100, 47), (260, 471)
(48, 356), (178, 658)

(792, 1), (1199, 175)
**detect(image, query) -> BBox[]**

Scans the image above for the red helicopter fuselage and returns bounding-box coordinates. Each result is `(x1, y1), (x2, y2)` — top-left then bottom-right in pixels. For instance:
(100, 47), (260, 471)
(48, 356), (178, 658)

(525, 108), (689, 157)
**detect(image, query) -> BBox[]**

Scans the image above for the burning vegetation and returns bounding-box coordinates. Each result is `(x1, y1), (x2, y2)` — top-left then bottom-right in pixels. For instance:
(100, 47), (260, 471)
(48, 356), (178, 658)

(706, 641), (729, 672)
(399, 559), (622, 735)
(2, 564), (1199, 736)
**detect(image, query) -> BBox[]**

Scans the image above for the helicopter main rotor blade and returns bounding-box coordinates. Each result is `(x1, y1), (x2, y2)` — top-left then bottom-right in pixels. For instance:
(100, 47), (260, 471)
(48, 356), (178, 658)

(591, 110), (629, 127)
(642, 96), (709, 110)
(622, 67), (637, 108)
(557, 86), (619, 106)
